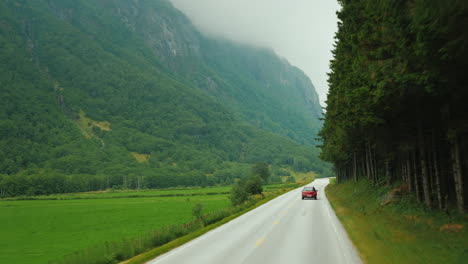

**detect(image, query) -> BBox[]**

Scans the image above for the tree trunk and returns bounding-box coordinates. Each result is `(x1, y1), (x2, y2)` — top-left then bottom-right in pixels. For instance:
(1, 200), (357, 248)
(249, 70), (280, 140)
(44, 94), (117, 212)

(399, 157), (402, 180)
(407, 153), (413, 193)
(413, 150), (422, 203)
(123, 175), (128, 189)
(385, 160), (391, 185)
(372, 146), (378, 183)
(353, 152), (358, 182)
(361, 152), (367, 180)
(368, 142), (376, 183)
(401, 157), (405, 183)
(336, 166), (340, 183)
(402, 155), (407, 185)
(403, 155), (408, 186)
(365, 142), (371, 180)
(432, 129), (443, 210)
(451, 134), (465, 213)
(418, 123), (432, 208)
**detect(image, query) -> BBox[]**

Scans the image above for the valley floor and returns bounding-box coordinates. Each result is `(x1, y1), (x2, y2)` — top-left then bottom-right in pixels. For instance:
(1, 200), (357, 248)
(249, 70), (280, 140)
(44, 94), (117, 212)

(0, 187), (231, 264)
(0, 184), (296, 264)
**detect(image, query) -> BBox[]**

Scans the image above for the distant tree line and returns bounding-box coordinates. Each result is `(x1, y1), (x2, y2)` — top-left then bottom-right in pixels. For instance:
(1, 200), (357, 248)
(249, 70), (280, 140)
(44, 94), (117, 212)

(319, 0), (468, 213)
(0, 169), (208, 197)
(0, 161), (303, 197)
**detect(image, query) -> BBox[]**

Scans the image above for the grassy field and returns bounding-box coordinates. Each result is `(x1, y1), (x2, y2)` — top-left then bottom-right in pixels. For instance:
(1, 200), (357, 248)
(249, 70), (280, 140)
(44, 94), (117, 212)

(326, 179), (468, 264)
(0, 184), (300, 264)
(0, 188), (230, 264)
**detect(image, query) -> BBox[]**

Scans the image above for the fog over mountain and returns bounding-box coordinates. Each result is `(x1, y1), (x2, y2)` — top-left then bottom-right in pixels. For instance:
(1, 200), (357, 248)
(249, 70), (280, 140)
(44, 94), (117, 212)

(170, 0), (340, 106)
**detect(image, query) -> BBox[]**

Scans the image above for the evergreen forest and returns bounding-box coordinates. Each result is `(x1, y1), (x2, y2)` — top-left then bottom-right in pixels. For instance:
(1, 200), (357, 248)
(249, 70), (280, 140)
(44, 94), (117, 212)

(319, 0), (468, 213)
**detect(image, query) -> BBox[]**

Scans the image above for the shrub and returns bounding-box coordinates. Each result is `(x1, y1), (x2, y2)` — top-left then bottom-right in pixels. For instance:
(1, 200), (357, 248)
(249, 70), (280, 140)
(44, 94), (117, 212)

(192, 203), (203, 220)
(245, 176), (263, 195)
(230, 179), (249, 205)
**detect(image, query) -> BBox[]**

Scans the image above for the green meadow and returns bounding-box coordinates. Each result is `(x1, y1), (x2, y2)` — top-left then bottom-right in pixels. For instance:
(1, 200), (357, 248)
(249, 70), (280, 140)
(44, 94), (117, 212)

(0, 188), (231, 264)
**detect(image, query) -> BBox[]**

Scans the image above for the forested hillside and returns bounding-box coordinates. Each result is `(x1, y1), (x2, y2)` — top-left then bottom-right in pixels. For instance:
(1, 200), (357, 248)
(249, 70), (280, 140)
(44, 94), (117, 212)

(0, 0), (328, 197)
(320, 0), (468, 212)
(114, 0), (323, 145)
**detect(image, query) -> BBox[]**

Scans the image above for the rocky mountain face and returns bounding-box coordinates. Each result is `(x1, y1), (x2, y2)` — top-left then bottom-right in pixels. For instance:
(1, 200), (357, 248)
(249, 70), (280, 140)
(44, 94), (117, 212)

(0, 0), (328, 195)
(104, 0), (323, 144)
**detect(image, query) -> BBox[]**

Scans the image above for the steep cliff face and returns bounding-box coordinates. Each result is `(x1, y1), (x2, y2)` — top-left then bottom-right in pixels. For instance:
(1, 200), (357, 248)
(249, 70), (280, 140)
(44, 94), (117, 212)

(0, 0), (329, 193)
(101, 0), (323, 144)
(110, 0), (203, 68)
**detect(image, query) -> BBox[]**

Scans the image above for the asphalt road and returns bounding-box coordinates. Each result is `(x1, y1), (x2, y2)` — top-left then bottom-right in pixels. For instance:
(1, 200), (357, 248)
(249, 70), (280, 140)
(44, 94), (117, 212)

(147, 178), (362, 264)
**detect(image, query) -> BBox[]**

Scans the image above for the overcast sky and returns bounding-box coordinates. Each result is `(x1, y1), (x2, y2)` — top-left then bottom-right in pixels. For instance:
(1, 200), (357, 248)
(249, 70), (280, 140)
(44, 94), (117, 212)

(170, 0), (341, 107)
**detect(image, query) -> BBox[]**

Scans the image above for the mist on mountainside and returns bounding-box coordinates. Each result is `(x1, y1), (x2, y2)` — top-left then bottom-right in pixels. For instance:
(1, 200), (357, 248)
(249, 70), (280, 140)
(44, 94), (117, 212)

(169, 0), (340, 107)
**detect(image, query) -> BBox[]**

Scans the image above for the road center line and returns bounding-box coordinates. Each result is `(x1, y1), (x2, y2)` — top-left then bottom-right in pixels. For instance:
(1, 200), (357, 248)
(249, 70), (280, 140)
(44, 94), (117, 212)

(255, 237), (264, 247)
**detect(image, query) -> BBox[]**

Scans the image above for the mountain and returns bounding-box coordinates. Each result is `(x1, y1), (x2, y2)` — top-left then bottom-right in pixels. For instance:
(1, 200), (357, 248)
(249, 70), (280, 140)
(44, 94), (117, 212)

(109, 0), (323, 144)
(0, 0), (328, 196)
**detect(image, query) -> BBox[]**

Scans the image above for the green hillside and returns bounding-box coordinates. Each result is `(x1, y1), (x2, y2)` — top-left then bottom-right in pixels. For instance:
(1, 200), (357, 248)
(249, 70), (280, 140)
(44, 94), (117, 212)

(0, 0), (328, 197)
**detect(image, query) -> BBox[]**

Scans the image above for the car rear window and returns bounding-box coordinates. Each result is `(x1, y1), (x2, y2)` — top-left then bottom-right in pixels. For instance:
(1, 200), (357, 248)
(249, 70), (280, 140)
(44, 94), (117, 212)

(303, 187), (313, 191)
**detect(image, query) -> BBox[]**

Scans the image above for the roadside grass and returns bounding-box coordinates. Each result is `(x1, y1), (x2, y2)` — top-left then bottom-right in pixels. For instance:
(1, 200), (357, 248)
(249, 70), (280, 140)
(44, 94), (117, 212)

(326, 179), (468, 264)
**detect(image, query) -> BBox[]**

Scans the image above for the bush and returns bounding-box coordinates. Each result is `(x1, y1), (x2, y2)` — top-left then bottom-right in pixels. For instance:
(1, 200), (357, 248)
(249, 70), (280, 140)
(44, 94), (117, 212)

(192, 203), (203, 220)
(230, 179), (249, 205)
(245, 176), (263, 195)
(230, 162), (273, 205)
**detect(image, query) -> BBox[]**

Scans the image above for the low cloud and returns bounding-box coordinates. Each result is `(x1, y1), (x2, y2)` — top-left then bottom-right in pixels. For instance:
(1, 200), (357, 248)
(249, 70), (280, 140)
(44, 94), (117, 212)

(170, 0), (341, 106)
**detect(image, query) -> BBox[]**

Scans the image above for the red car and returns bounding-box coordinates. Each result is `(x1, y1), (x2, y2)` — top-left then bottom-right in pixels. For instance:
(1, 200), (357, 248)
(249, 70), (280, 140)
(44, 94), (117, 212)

(302, 187), (317, 200)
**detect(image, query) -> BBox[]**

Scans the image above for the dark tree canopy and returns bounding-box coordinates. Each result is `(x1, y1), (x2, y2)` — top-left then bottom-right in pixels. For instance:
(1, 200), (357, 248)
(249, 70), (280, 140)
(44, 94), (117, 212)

(320, 0), (468, 213)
